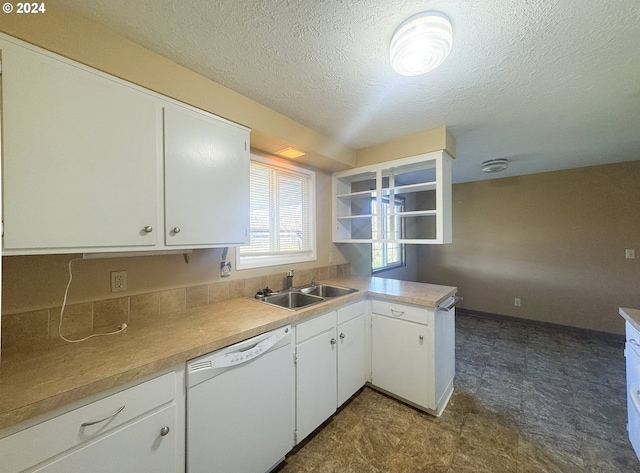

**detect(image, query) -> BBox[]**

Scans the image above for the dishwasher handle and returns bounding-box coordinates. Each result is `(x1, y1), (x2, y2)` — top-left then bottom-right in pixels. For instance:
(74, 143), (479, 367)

(214, 334), (278, 368)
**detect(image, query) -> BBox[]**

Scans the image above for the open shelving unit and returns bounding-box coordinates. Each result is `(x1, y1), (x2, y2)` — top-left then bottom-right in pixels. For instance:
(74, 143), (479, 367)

(332, 150), (452, 244)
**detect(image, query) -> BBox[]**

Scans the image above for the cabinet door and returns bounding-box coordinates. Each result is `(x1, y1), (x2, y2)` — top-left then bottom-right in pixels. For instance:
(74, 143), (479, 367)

(163, 105), (249, 246)
(296, 330), (337, 443)
(1, 40), (160, 252)
(32, 405), (178, 473)
(371, 314), (433, 409)
(337, 314), (366, 406)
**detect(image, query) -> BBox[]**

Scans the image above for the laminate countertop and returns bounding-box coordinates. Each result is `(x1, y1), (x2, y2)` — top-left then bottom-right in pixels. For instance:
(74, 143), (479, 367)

(620, 307), (640, 334)
(0, 277), (456, 432)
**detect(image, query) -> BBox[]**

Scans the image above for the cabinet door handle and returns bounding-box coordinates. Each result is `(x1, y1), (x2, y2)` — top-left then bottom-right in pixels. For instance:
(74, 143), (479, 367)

(339, 333), (345, 340)
(630, 339), (640, 348)
(390, 309), (405, 317)
(172, 227), (181, 234)
(80, 405), (125, 427)
(143, 226), (153, 233)
(419, 335), (424, 342)
(330, 338), (337, 345)
(160, 426), (170, 437)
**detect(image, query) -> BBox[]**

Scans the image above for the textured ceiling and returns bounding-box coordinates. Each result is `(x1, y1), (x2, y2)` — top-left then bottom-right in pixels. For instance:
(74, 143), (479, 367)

(55, 0), (640, 183)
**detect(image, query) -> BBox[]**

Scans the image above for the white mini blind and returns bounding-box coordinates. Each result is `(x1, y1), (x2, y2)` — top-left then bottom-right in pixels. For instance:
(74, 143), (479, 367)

(240, 160), (314, 259)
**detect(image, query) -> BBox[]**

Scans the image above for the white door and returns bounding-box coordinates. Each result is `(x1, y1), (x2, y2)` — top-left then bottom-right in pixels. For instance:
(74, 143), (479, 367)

(337, 314), (366, 406)
(32, 406), (177, 473)
(371, 314), (432, 409)
(296, 330), (337, 442)
(1, 40), (160, 251)
(163, 105), (249, 246)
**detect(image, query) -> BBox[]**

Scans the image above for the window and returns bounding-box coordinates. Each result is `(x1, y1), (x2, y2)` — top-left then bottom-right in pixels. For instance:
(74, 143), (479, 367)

(371, 196), (405, 272)
(237, 155), (316, 269)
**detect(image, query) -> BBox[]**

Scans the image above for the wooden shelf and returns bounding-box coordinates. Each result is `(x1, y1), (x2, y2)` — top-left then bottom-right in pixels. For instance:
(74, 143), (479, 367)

(336, 189), (376, 199)
(388, 210), (437, 217)
(336, 214), (374, 220)
(382, 181), (437, 195)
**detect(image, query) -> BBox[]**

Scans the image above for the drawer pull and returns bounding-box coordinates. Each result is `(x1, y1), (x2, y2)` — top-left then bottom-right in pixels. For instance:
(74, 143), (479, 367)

(330, 338), (337, 345)
(339, 333), (345, 340)
(80, 405), (125, 427)
(390, 309), (405, 317)
(160, 426), (170, 437)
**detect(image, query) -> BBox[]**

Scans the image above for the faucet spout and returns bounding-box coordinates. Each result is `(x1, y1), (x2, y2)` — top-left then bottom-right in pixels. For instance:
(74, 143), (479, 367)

(285, 270), (295, 290)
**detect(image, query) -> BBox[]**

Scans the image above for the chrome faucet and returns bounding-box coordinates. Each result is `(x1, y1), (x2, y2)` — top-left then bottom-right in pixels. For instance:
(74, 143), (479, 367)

(285, 270), (295, 290)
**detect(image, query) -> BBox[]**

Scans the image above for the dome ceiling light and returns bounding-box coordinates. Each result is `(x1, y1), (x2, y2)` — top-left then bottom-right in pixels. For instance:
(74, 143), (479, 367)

(482, 158), (509, 174)
(390, 11), (453, 76)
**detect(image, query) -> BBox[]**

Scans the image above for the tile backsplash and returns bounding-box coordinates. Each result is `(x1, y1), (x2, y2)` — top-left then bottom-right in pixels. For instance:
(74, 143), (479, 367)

(1, 263), (350, 353)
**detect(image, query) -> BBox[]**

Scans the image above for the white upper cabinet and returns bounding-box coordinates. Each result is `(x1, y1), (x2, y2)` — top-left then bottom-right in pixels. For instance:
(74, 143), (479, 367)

(0, 35), (250, 255)
(1, 37), (160, 252)
(163, 105), (249, 247)
(332, 150), (453, 244)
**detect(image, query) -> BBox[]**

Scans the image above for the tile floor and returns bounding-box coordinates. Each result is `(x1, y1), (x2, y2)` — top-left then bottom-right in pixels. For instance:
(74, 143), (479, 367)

(277, 311), (640, 473)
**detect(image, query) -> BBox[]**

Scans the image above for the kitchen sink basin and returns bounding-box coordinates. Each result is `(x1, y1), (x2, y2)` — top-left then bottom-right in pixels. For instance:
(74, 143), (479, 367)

(261, 291), (325, 310)
(299, 284), (359, 298)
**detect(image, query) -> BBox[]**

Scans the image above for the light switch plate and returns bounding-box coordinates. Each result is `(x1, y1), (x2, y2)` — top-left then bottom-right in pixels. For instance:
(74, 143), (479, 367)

(626, 249), (635, 259)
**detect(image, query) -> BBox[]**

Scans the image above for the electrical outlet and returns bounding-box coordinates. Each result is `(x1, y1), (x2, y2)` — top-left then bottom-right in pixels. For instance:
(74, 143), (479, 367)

(626, 249), (635, 259)
(514, 298), (521, 307)
(111, 270), (128, 292)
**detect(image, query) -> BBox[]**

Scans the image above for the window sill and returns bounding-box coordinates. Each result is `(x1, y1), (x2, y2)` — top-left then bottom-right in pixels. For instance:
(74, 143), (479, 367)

(237, 251), (317, 270)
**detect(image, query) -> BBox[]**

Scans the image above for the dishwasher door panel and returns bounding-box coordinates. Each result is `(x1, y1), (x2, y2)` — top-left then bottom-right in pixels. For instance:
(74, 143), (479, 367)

(186, 342), (294, 473)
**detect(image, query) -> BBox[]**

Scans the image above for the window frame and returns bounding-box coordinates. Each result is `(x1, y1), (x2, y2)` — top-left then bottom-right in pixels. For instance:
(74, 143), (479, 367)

(236, 154), (317, 270)
(371, 195), (406, 273)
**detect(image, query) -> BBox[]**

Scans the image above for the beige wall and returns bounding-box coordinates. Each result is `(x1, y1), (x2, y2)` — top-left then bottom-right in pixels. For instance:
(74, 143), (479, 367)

(417, 160), (640, 334)
(355, 126), (456, 167)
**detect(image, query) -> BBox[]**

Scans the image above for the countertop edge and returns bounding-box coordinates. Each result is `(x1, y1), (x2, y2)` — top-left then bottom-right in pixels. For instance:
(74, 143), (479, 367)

(620, 307), (640, 334)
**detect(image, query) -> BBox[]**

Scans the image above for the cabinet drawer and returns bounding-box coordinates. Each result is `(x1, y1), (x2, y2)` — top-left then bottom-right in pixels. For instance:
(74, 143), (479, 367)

(371, 299), (433, 326)
(0, 371), (175, 473)
(31, 405), (177, 473)
(337, 300), (366, 325)
(296, 311), (336, 344)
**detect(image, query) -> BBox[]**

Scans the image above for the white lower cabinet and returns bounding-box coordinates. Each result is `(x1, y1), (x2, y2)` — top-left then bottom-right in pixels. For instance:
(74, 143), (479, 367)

(32, 405), (177, 473)
(294, 300), (366, 443)
(337, 302), (367, 406)
(370, 299), (455, 415)
(0, 368), (185, 473)
(295, 311), (339, 443)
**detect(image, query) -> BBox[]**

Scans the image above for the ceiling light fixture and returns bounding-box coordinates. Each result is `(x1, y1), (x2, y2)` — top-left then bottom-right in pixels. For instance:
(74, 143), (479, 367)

(390, 11), (453, 76)
(482, 158), (509, 174)
(274, 147), (306, 159)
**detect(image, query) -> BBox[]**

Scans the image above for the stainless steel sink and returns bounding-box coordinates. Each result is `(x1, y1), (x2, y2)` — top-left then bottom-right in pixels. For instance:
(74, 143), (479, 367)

(261, 291), (325, 310)
(299, 284), (359, 298)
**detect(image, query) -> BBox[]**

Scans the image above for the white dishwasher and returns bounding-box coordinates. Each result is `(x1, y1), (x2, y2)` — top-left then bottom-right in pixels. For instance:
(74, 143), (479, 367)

(186, 325), (294, 473)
